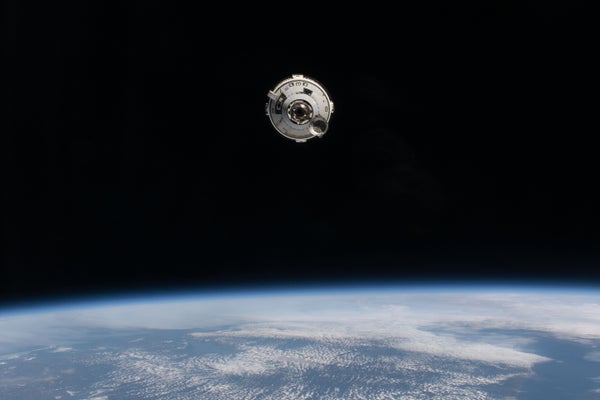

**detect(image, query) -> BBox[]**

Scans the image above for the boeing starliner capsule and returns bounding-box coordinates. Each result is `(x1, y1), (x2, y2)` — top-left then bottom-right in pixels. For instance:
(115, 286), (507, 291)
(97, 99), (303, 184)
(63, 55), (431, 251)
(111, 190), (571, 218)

(265, 74), (334, 143)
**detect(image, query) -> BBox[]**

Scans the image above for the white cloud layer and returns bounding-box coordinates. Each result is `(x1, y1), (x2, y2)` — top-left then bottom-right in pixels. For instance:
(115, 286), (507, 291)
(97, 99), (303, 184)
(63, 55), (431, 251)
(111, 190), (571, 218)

(1, 286), (599, 368)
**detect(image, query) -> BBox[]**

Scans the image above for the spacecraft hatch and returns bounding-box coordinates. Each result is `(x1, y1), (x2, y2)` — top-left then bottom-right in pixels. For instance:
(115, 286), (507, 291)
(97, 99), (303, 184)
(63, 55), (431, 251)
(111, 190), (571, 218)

(265, 74), (334, 143)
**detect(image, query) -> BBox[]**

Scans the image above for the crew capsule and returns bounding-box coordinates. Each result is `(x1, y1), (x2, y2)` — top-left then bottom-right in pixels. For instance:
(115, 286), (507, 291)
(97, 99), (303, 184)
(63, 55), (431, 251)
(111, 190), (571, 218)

(265, 74), (334, 143)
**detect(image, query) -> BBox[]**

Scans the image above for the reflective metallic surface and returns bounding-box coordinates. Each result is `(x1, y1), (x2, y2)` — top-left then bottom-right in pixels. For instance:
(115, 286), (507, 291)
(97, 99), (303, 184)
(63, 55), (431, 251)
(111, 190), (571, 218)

(265, 74), (334, 143)
(287, 100), (313, 125)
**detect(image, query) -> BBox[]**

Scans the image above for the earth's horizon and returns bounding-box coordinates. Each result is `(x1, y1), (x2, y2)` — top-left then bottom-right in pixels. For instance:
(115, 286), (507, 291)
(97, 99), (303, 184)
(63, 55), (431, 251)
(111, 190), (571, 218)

(1, 284), (600, 399)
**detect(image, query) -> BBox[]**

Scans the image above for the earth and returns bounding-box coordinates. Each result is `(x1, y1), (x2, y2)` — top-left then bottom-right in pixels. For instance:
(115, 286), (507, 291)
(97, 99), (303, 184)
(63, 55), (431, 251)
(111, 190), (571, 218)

(1, 285), (600, 399)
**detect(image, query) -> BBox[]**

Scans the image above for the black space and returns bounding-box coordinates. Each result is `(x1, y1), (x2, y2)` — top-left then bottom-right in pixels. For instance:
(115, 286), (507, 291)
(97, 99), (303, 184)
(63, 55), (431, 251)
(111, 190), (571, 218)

(3, 1), (598, 304)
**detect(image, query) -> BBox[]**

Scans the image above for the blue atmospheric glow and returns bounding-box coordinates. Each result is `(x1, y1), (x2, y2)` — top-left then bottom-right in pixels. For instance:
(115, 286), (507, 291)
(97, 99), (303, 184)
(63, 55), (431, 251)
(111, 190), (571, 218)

(1, 281), (599, 318)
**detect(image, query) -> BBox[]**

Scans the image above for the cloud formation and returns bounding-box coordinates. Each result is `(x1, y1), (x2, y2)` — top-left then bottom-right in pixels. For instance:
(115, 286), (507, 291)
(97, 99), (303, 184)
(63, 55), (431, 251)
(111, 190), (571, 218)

(0, 286), (599, 368)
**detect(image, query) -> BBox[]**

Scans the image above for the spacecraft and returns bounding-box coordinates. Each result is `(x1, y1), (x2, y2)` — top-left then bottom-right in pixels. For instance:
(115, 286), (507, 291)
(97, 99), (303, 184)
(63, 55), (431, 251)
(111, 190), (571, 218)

(265, 74), (334, 143)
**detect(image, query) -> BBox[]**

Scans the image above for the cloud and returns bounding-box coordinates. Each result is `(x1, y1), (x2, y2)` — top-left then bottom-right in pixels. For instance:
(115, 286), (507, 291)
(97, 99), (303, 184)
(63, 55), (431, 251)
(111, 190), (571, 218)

(0, 287), (599, 369)
(191, 319), (549, 369)
(205, 346), (279, 376)
(51, 346), (73, 353)
(585, 352), (600, 362)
